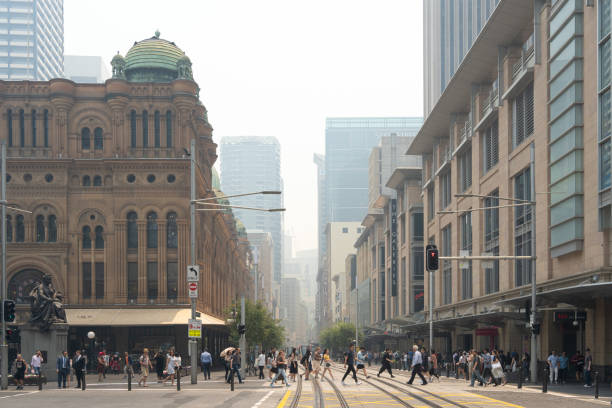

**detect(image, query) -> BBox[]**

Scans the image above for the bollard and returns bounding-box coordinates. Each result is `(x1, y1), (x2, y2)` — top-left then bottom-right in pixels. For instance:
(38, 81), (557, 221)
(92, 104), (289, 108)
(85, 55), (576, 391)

(82, 372), (86, 390)
(38, 373), (42, 390)
(594, 371), (599, 399)
(542, 367), (548, 393)
(447, 363), (450, 378)
(128, 368), (132, 391)
(230, 369), (234, 392)
(455, 364), (459, 380)
(177, 367), (181, 391)
(518, 368), (523, 389)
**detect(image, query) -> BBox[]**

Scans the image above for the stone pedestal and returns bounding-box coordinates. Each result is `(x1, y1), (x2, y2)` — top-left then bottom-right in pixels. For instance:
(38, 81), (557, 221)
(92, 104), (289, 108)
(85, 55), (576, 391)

(20, 323), (68, 381)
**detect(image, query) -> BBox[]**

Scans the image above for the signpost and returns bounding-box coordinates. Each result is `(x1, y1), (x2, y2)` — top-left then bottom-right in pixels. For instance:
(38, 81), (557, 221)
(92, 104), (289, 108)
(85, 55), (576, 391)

(187, 265), (199, 282)
(188, 282), (198, 298)
(188, 319), (202, 339)
(390, 199), (398, 296)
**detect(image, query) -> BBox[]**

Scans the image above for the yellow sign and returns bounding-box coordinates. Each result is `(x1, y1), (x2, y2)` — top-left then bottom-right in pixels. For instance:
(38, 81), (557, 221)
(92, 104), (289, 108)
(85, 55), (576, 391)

(188, 319), (202, 339)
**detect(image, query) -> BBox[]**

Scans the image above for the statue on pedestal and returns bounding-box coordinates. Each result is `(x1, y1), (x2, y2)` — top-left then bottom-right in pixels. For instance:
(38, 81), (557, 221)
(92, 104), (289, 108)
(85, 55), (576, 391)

(29, 275), (67, 331)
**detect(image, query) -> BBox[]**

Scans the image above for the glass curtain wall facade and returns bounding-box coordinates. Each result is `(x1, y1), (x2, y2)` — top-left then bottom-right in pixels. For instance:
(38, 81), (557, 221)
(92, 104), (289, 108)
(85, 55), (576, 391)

(599, 0), (612, 228)
(0, 0), (64, 80)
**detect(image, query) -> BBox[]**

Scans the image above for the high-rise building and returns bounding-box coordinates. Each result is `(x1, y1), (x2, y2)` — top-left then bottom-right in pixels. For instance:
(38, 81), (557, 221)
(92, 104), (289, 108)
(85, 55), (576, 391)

(0, 0), (64, 80)
(220, 136), (283, 282)
(423, 0), (500, 116)
(64, 55), (109, 83)
(409, 0), (611, 371)
(248, 230), (274, 312)
(313, 153), (326, 261)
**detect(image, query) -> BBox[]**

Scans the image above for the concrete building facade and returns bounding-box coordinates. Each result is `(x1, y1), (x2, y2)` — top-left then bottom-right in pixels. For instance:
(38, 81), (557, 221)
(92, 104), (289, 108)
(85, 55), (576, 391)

(410, 0), (612, 378)
(64, 55), (109, 83)
(248, 230), (274, 313)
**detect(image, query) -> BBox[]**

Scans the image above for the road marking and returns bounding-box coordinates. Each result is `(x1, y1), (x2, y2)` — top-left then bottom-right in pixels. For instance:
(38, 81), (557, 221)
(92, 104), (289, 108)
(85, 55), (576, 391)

(471, 393), (525, 407)
(252, 390), (275, 408)
(0, 391), (39, 399)
(275, 389), (292, 408)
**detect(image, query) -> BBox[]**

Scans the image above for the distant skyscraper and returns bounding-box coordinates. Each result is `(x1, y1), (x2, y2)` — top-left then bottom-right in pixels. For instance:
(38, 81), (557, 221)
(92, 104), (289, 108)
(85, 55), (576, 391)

(319, 118), (423, 256)
(423, 0), (500, 117)
(0, 0), (64, 80)
(64, 55), (109, 83)
(220, 136), (283, 282)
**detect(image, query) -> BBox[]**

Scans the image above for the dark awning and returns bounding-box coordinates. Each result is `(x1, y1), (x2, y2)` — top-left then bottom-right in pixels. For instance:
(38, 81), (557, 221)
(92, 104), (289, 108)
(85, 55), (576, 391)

(401, 311), (524, 335)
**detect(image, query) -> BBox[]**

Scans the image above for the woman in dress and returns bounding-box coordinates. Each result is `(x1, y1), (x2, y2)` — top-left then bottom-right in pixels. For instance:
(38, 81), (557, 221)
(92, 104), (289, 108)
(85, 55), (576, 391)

(163, 350), (176, 385)
(319, 349), (335, 381)
(288, 348), (298, 382)
(97, 352), (106, 382)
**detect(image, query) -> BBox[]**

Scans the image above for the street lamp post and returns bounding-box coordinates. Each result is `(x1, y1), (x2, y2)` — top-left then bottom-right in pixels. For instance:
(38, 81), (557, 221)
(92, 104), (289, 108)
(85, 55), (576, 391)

(1, 142), (6, 390)
(189, 139), (198, 385)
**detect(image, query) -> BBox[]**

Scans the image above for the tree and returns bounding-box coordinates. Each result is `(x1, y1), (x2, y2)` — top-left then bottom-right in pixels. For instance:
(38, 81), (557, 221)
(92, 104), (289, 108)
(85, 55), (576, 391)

(225, 300), (284, 351)
(319, 322), (363, 356)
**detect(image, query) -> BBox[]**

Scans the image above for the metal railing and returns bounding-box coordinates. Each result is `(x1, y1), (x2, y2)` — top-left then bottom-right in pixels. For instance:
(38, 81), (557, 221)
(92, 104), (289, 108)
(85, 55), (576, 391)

(512, 34), (535, 81)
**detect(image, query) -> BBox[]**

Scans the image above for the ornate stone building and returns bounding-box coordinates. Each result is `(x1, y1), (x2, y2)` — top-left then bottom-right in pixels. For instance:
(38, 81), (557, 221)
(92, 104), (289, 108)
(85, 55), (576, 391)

(2, 33), (252, 357)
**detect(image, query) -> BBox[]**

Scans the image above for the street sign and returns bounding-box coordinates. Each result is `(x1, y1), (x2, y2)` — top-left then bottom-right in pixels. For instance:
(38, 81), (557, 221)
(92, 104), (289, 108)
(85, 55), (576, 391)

(459, 250), (470, 269)
(188, 319), (202, 338)
(481, 252), (494, 269)
(188, 282), (198, 298)
(187, 265), (200, 282)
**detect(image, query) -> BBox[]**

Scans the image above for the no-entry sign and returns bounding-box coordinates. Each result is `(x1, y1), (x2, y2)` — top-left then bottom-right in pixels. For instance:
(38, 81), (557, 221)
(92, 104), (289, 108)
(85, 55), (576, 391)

(188, 282), (198, 298)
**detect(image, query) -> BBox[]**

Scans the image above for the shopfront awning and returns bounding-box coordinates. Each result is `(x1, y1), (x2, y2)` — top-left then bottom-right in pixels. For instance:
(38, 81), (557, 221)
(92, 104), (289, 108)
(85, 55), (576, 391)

(495, 282), (612, 309)
(65, 308), (226, 327)
(401, 311), (524, 334)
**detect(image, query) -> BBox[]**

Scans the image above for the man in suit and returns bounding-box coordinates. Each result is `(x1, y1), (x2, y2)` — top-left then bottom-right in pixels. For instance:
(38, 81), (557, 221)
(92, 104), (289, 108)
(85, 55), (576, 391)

(73, 350), (86, 388)
(56, 351), (70, 388)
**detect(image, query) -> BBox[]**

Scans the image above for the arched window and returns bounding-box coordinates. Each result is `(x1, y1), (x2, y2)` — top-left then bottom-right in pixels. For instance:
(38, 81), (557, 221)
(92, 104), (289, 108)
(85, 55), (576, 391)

(82, 225), (91, 249)
(94, 127), (103, 150)
(95, 225), (104, 249)
(83, 175), (91, 186)
(43, 109), (49, 148)
(16, 215), (24, 242)
(93, 175), (102, 186)
(7, 109), (13, 147)
(6, 215), (12, 242)
(81, 127), (91, 150)
(154, 110), (161, 147)
(48, 215), (57, 242)
(36, 214), (45, 242)
(127, 211), (138, 248)
(166, 110), (172, 147)
(7, 269), (44, 304)
(146, 211), (158, 248)
(31, 109), (36, 147)
(142, 110), (148, 148)
(167, 212), (178, 248)
(130, 110), (137, 148)
(19, 109), (25, 147)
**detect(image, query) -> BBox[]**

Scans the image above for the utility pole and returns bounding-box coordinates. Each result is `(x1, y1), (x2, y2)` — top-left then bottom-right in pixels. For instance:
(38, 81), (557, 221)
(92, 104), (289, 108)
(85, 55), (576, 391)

(429, 269), (433, 354)
(529, 143), (537, 383)
(189, 139), (197, 385)
(240, 296), (246, 377)
(355, 287), (359, 349)
(1, 142), (7, 390)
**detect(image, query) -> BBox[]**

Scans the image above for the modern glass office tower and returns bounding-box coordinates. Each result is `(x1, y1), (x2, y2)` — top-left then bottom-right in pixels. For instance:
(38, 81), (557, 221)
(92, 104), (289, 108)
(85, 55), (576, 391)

(220, 136), (283, 282)
(0, 0), (64, 80)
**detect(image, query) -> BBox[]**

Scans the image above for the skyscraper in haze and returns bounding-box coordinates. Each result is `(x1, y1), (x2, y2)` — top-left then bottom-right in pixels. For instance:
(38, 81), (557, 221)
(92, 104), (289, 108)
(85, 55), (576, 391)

(0, 0), (64, 80)
(220, 136), (283, 282)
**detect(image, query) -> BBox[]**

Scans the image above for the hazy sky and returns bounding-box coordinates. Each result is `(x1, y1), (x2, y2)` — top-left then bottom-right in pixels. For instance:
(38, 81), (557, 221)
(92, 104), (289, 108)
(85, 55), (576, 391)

(65, 0), (424, 253)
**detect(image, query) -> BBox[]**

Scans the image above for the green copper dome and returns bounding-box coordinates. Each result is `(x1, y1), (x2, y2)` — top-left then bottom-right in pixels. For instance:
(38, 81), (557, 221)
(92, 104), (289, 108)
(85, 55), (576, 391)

(212, 168), (221, 190)
(122, 32), (188, 82)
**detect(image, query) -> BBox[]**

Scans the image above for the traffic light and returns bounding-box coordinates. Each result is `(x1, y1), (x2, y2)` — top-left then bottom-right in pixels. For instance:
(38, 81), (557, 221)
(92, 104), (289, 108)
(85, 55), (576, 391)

(5, 327), (19, 343)
(238, 324), (246, 335)
(3, 299), (15, 322)
(531, 323), (540, 335)
(425, 244), (439, 271)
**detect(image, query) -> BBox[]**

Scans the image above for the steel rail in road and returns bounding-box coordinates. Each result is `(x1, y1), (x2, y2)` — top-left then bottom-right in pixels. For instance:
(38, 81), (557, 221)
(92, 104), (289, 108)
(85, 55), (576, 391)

(312, 377), (326, 408)
(320, 376), (350, 408)
(288, 373), (303, 408)
(375, 373), (472, 408)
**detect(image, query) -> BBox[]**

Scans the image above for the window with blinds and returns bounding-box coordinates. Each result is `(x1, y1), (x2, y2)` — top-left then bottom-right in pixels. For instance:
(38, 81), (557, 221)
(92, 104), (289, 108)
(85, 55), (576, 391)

(439, 171), (452, 209)
(458, 148), (472, 192)
(512, 82), (535, 148)
(442, 224), (452, 305)
(460, 212), (472, 300)
(483, 121), (499, 173)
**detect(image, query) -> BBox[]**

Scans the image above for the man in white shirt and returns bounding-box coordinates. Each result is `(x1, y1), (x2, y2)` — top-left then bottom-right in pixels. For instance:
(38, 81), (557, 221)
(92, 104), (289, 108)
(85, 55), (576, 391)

(256, 352), (266, 379)
(31, 350), (43, 376)
(356, 347), (370, 378)
(406, 345), (428, 385)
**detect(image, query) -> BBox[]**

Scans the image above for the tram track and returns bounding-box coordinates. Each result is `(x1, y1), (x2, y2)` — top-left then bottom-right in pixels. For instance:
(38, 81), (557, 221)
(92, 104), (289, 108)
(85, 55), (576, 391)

(288, 373), (303, 408)
(320, 376), (350, 408)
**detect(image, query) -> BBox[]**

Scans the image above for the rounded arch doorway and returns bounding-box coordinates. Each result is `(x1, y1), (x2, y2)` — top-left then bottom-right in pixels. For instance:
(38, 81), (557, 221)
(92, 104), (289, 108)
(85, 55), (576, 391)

(8, 269), (45, 304)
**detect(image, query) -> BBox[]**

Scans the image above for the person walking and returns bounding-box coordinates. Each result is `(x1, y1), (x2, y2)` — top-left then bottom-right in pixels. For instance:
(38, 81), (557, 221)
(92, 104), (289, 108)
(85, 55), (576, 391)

(301, 347), (311, 380)
(97, 351), (106, 382)
(73, 350), (85, 388)
(163, 350), (177, 385)
(138, 348), (152, 387)
(406, 345), (428, 385)
(256, 351), (266, 379)
(428, 349), (440, 382)
(102, 349), (109, 379)
(13, 354), (28, 390)
(123, 351), (133, 380)
(559, 351), (569, 384)
(469, 350), (486, 387)
(320, 349), (335, 381)
(547, 350), (559, 384)
(56, 351), (70, 388)
(154, 350), (165, 382)
(270, 350), (290, 387)
(378, 348), (395, 378)
(341, 343), (360, 385)
(356, 347), (370, 378)
(312, 347), (322, 379)
(571, 350), (584, 381)
(229, 348), (244, 384)
(288, 348), (298, 382)
(31, 350), (43, 376)
(200, 349), (212, 380)
(584, 348), (593, 388)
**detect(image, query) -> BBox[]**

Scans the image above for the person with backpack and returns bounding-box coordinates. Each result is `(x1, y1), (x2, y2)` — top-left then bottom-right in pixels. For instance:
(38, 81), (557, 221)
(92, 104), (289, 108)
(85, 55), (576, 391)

(300, 347), (312, 380)
(377, 347), (394, 378)
(469, 350), (486, 387)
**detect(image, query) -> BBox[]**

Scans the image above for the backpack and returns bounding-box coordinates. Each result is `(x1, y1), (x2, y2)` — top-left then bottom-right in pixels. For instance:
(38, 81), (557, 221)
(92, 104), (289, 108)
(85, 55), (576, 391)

(421, 353), (429, 370)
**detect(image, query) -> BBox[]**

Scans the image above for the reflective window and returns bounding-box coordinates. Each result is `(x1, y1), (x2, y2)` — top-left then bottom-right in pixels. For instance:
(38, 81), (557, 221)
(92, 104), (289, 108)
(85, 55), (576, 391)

(167, 212), (178, 248)
(167, 262), (178, 299)
(94, 127), (103, 150)
(130, 110), (137, 148)
(166, 110), (172, 147)
(82, 225), (91, 249)
(81, 127), (90, 150)
(127, 212), (138, 248)
(48, 215), (57, 242)
(6, 215), (12, 242)
(16, 215), (24, 242)
(142, 110), (148, 148)
(127, 262), (138, 300)
(31, 109), (36, 147)
(93, 175), (102, 186)
(43, 110), (49, 148)
(82, 175), (91, 186)
(7, 109), (12, 147)
(95, 262), (104, 299)
(35, 214), (45, 242)
(95, 225), (104, 249)
(154, 110), (161, 147)
(82, 262), (91, 299)
(147, 212), (158, 248)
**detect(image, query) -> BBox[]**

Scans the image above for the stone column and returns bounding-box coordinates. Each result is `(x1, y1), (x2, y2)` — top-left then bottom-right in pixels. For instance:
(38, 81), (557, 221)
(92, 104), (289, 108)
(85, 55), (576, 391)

(137, 221), (146, 300)
(114, 221), (127, 303)
(159, 221), (167, 300)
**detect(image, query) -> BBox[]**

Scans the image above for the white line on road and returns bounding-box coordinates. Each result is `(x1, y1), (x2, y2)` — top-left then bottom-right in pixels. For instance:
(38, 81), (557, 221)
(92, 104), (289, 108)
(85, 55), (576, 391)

(252, 390), (275, 408)
(0, 391), (39, 399)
